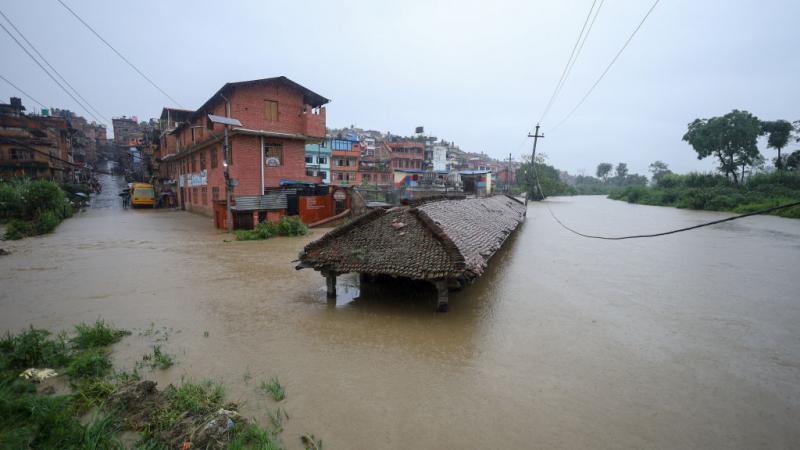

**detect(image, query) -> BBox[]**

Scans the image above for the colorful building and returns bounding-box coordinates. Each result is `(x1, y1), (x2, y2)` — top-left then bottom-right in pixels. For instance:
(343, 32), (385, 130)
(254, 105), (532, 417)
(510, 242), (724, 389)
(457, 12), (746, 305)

(160, 76), (329, 229)
(387, 140), (424, 170)
(304, 141), (331, 184)
(359, 141), (392, 187)
(329, 138), (360, 185)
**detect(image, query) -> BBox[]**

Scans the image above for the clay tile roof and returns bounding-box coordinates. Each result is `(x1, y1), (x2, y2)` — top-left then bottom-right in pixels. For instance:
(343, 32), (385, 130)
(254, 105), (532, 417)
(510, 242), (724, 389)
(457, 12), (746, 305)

(297, 195), (526, 281)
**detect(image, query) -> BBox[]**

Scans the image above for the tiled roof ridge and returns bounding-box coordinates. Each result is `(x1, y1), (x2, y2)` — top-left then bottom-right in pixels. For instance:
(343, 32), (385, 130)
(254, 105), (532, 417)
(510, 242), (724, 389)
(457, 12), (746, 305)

(407, 207), (466, 276)
(403, 193), (467, 208)
(300, 208), (385, 255)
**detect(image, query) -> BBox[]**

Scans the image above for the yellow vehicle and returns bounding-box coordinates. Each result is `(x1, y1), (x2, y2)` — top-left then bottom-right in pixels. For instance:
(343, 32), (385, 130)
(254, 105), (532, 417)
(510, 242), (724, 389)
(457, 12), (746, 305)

(130, 182), (156, 208)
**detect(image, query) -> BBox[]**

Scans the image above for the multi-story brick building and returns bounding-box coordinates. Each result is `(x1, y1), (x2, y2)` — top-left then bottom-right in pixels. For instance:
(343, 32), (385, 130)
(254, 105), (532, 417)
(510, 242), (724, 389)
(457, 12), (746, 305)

(160, 76), (329, 229)
(112, 116), (144, 146)
(329, 138), (360, 185)
(387, 140), (424, 170)
(0, 97), (74, 181)
(359, 141), (392, 187)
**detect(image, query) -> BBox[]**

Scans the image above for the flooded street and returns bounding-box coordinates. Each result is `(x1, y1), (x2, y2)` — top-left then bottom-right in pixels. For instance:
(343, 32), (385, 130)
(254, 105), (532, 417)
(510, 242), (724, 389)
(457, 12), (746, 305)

(2, 171), (799, 449)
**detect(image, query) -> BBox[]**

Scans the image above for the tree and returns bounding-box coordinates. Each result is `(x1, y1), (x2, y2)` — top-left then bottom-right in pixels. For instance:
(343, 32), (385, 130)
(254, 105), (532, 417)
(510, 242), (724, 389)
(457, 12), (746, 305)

(517, 154), (573, 200)
(787, 150), (800, 171)
(682, 110), (762, 184)
(761, 120), (794, 169)
(648, 160), (671, 184)
(596, 163), (613, 182)
(615, 163), (628, 179)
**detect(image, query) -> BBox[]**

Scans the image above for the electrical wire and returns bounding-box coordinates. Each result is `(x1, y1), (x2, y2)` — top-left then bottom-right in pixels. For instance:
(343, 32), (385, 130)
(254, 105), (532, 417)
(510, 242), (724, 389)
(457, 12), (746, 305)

(0, 19), (103, 124)
(56, 0), (184, 108)
(553, 0), (605, 104)
(0, 9), (108, 124)
(550, 0), (661, 133)
(0, 74), (45, 109)
(539, 0), (598, 124)
(528, 158), (800, 240)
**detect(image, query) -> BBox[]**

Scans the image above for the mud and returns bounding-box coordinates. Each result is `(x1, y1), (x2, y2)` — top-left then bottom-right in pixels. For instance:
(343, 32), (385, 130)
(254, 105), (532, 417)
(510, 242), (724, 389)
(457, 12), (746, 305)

(1, 169), (799, 449)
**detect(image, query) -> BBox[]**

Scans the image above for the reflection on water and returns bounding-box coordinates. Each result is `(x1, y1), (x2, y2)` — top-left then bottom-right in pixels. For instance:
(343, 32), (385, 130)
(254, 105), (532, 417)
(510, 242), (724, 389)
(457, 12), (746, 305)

(1, 185), (799, 449)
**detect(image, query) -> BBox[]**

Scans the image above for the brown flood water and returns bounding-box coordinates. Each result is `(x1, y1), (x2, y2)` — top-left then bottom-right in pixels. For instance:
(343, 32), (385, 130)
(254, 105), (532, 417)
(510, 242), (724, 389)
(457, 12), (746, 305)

(1, 170), (799, 449)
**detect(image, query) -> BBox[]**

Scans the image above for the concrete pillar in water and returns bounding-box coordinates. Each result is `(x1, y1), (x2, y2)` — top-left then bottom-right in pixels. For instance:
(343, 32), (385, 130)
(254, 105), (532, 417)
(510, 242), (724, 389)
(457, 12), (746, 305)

(435, 280), (449, 313)
(325, 272), (337, 299)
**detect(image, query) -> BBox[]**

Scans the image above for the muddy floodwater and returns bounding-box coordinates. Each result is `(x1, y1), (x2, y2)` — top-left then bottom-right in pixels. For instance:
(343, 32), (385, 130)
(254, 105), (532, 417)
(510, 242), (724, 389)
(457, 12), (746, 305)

(2, 171), (799, 449)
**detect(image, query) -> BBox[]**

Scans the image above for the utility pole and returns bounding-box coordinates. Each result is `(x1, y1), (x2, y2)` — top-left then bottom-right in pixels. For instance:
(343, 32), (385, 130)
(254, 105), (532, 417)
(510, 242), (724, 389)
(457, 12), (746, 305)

(223, 125), (233, 233)
(527, 123), (544, 202)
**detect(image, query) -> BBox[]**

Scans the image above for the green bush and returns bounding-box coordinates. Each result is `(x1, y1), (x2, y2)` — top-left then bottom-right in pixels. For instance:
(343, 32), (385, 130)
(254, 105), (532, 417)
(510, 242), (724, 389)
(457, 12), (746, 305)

(277, 216), (308, 236)
(0, 183), (23, 219)
(234, 229), (260, 241)
(0, 327), (70, 371)
(4, 219), (32, 240)
(24, 180), (65, 218)
(34, 210), (61, 235)
(255, 221), (279, 239)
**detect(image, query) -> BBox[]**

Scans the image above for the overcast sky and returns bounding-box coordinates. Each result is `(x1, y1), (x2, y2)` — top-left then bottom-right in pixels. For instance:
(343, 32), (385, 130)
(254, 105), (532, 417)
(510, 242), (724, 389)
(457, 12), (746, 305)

(1, 0), (798, 176)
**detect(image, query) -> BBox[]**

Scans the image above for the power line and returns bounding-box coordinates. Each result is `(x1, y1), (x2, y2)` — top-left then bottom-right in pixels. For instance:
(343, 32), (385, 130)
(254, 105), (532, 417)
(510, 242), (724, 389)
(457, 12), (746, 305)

(0, 19), (103, 124)
(553, 0), (605, 105)
(0, 74), (45, 109)
(550, 0), (661, 133)
(539, 0), (598, 124)
(0, 9), (108, 124)
(56, 0), (185, 108)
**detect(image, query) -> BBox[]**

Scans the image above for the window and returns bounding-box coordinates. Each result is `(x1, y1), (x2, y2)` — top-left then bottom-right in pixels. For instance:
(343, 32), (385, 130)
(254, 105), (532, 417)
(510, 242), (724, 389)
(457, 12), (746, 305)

(193, 187), (198, 204)
(318, 156), (327, 165)
(201, 187), (208, 205)
(306, 169), (316, 177)
(191, 155), (197, 172)
(305, 155), (314, 164)
(191, 128), (195, 142)
(9, 148), (33, 160)
(211, 146), (218, 168)
(264, 100), (279, 121)
(212, 186), (220, 201)
(263, 143), (283, 166)
(200, 151), (206, 171)
(319, 170), (327, 180)
(206, 116), (213, 130)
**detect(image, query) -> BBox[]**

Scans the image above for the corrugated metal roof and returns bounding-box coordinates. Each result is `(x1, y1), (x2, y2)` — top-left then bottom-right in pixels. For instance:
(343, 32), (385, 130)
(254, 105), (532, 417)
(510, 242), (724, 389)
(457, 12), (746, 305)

(232, 193), (287, 211)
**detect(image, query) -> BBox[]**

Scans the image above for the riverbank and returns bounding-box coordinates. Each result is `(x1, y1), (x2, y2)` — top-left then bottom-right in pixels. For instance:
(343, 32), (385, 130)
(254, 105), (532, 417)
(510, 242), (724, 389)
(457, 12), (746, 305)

(0, 320), (313, 449)
(608, 171), (800, 218)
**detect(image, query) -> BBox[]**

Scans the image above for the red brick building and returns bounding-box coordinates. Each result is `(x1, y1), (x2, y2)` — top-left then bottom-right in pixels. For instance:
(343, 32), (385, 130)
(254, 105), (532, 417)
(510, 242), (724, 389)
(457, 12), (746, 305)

(387, 140), (424, 170)
(161, 77), (329, 228)
(329, 138), (360, 185)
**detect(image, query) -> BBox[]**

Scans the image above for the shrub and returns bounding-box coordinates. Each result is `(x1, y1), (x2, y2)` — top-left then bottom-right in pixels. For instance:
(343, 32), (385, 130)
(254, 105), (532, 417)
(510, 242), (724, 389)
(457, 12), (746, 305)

(34, 210), (61, 235)
(4, 219), (32, 240)
(0, 183), (23, 219)
(255, 221), (278, 239)
(277, 216), (308, 236)
(234, 229), (260, 241)
(24, 180), (65, 218)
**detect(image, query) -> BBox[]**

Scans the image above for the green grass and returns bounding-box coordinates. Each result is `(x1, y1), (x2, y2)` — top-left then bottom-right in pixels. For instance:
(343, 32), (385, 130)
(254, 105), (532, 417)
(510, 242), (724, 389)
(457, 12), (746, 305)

(260, 377), (286, 402)
(228, 423), (283, 450)
(301, 433), (324, 450)
(0, 327), (70, 371)
(66, 349), (113, 380)
(72, 320), (131, 349)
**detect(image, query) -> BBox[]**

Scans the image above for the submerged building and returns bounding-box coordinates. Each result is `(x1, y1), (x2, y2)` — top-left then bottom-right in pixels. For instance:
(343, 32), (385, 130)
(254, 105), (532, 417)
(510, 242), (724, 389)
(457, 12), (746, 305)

(296, 195), (526, 312)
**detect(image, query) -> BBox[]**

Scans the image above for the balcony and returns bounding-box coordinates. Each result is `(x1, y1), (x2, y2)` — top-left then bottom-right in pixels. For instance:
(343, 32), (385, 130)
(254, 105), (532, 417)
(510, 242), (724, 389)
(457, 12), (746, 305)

(302, 105), (326, 138)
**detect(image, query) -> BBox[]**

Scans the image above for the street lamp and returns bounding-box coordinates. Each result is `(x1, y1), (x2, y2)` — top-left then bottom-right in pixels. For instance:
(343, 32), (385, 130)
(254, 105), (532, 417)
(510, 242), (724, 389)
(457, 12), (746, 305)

(208, 114), (242, 232)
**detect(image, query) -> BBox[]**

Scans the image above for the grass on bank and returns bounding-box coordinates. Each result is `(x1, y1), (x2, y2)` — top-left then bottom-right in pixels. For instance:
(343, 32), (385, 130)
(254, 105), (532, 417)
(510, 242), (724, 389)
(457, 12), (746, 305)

(0, 322), (317, 449)
(235, 216), (308, 241)
(608, 171), (800, 218)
